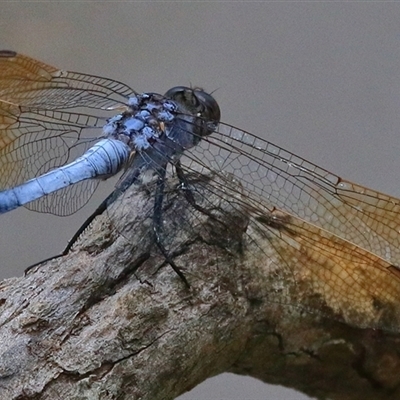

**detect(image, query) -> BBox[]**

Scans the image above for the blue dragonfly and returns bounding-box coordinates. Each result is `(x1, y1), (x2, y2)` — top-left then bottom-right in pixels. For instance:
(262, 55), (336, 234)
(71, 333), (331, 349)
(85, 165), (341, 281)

(1, 50), (400, 328)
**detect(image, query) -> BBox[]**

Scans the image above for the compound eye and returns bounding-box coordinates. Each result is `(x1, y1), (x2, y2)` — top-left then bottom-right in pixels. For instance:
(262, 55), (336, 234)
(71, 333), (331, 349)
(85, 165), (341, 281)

(165, 86), (221, 124)
(164, 86), (190, 98)
(165, 86), (199, 108)
(193, 90), (221, 124)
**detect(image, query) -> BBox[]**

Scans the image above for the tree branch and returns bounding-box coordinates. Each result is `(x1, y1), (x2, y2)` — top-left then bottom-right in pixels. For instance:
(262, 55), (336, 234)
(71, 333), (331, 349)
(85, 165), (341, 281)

(1, 171), (400, 399)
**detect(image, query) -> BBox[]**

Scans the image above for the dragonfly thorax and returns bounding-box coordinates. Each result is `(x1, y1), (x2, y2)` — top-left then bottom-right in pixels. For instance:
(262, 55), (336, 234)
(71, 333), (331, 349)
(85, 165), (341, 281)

(102, 88), (221, 155)
(103, 92), (178, 151)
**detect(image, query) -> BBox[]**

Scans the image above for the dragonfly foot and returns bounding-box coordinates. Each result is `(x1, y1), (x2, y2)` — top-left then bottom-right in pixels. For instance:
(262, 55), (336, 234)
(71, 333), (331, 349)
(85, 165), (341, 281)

(153, 230), (190, 288)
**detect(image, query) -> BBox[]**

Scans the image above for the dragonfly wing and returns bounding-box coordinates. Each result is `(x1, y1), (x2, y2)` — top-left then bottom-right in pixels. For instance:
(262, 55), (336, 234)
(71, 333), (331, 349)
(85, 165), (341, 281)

(136, 153), (400, 331)
(0, 51), (135, 215)
(0, 51), (134, 109)
(23, 180), (100, 216)
(248, 204), (400, 331)
(182, 122), (400, 267)
(0, 108), (97, 189)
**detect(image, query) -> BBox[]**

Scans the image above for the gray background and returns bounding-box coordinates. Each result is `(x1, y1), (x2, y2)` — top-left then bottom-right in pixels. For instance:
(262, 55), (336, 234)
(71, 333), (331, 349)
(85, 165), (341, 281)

(2, 3), (400, 399)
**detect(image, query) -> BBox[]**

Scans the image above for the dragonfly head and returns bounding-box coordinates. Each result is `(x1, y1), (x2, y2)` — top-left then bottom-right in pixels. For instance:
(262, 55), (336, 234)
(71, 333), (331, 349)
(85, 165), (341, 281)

(164, 86), (221, 127)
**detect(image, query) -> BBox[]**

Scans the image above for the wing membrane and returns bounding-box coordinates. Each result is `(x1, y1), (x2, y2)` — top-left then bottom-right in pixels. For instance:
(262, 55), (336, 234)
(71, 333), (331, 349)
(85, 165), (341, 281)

(0, 51), (134, 108)
(180, 122), (400, 267)
(25, 179), (100, 216)
(0, 51), (135, 185)
(129, 157), (400, 330)
(0, 51), (135, 214)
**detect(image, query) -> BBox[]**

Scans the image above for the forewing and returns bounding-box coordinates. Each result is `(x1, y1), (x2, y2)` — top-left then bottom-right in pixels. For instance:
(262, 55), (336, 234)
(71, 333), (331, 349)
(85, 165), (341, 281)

(0, 50), (134, 109)
(122, 140), (400, 330)
(180, 122), (400, 267)
(0, 51), (135, 215)
(0, 51), (134, 190)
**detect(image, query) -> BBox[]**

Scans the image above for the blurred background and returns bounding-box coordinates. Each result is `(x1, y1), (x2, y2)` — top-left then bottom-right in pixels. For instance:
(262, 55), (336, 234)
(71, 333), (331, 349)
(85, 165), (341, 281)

(2, 3), (400, 399)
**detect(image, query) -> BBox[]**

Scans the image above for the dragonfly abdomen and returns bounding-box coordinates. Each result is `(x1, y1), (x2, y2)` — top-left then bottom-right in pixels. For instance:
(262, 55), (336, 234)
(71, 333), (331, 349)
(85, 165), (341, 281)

(0, 139), (130, 214)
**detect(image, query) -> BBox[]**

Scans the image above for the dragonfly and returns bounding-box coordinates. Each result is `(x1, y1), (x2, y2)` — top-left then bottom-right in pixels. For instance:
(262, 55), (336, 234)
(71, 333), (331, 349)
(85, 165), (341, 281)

(1, 50), (400, 330)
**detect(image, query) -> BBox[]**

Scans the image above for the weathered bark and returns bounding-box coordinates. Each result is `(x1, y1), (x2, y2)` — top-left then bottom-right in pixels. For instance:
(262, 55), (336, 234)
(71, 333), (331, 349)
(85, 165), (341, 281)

(1, 172), (400, 400)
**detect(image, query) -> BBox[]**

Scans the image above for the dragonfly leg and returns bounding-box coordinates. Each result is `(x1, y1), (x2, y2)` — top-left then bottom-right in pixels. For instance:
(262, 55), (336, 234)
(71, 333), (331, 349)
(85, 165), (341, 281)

(24, 168), (140, 275)
(25, 164), (190, 287)
(24, 253), (63, 275)
(61, 165), (145, 257)
(64, 196), (111, 255)
(24, 192), (115, 275)
(175, 162), (225, 223)
(153, 166), (190, 288)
